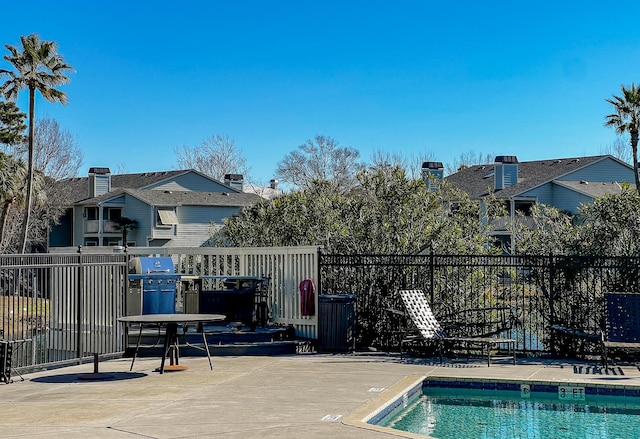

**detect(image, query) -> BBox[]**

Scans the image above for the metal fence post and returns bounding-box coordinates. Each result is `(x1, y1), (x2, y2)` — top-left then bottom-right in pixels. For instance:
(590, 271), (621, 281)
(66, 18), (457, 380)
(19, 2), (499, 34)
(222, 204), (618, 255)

(76, 246), (84, 363)
(429, 245), (435, 306)
(317, 248), (323, 296)
(548, 253), (555, 354)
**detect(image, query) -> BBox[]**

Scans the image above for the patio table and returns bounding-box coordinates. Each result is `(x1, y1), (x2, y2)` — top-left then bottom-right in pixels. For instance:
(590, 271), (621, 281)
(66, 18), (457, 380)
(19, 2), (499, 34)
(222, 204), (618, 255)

(118, 313), (225, 374)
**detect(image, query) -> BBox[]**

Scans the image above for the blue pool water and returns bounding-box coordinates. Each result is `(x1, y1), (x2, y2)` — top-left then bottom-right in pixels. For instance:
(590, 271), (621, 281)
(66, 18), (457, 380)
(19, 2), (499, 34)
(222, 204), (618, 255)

(380, 387), (640, 439)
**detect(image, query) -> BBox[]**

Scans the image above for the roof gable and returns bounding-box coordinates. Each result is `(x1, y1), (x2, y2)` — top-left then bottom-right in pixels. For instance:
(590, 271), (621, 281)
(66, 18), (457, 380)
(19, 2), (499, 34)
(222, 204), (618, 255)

(446, 155), (633, 199)
(55, 169), (238, 205)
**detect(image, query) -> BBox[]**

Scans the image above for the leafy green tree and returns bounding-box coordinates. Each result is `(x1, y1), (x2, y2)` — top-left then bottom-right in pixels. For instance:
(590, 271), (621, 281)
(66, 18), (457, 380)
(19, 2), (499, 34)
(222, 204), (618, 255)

(215, 165), (496, 255)
(508, 186), (640, 257)
(0, 152), (27, 248)
(0, 100), (26, 146)
(0, 34), (73, 252)
(0, 166), (49, 253)
(573, 185), (640, 257)
(508, 203), (576, 256)
(214, 180), (351, 249)
(605, 83), (640, 193)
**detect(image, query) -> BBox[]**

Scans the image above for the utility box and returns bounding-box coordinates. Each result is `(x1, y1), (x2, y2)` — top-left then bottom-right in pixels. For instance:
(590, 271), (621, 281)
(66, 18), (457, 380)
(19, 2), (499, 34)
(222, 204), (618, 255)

(317, 294), (356, 353)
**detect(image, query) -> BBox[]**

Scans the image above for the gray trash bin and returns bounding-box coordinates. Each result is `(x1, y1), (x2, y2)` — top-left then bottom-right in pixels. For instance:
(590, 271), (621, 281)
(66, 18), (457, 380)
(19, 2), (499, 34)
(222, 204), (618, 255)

(317, 294), (356, 353)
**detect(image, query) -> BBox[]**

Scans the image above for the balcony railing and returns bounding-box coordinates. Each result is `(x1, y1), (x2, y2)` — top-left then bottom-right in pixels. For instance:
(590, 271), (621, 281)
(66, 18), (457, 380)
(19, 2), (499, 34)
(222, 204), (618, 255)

(85, 220), (120, 234)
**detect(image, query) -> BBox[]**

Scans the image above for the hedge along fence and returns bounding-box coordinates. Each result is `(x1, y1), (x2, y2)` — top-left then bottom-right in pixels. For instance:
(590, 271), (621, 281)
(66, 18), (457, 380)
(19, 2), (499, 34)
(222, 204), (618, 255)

(318, 253), (640, 356)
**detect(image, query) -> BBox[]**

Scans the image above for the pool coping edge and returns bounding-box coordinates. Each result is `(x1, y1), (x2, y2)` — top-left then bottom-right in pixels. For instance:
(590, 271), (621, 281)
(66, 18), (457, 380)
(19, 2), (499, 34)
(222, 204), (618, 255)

(342, 374), (429, 439)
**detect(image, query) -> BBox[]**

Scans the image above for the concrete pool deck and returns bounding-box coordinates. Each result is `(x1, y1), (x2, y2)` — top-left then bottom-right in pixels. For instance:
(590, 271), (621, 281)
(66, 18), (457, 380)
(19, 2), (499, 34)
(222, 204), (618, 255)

(2, 353), (640, 438)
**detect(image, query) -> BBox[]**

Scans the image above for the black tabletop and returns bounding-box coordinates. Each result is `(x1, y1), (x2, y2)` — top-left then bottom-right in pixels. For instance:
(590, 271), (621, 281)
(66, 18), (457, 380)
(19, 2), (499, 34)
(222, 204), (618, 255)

(118, 313), (225, 324)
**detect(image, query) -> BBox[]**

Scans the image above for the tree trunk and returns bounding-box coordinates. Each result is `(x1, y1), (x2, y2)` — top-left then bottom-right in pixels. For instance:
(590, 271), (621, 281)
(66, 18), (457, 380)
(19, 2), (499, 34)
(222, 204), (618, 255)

(633, 130), (640, 194)
(20, 87), (36, 254)
(0, 198), (14, 249)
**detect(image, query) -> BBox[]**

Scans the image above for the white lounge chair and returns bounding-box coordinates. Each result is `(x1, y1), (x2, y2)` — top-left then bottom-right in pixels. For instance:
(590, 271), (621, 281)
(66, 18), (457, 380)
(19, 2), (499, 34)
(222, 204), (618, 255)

(399, 289), (516, 366)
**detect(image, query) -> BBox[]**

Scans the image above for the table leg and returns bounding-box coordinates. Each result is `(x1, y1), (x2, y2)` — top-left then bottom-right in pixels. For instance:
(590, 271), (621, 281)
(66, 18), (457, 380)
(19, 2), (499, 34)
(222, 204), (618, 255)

(160, 323), (176, 374)
(202, 330), (213, 370)
(130, 323), (144, 371)
(173, 331), (180, 365)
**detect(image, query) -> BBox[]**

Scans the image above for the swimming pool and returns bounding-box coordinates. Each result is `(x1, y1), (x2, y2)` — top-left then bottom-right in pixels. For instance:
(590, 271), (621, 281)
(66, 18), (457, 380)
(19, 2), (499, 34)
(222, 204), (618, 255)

(370, 378), (640, 439)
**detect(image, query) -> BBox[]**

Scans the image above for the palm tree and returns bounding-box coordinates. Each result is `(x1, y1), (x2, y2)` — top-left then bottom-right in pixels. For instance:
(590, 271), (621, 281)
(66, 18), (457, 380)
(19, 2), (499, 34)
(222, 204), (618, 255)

(0, 34), (73, 253)
(113, 217), (138, 248)
(605, 83), (640, 193)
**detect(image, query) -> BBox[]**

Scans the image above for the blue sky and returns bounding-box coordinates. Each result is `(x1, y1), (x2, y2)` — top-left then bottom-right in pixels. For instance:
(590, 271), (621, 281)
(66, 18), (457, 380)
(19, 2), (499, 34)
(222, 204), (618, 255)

(2, 1), (640, 185)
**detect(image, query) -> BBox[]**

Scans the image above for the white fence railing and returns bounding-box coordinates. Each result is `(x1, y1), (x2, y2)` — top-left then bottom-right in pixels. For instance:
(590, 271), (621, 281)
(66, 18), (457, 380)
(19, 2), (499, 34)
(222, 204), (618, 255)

(52, 245), (322, 339)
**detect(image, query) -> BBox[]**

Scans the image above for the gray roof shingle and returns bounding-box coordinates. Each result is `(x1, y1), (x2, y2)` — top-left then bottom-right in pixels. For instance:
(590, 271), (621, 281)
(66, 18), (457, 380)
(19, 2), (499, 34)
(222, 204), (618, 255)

(445, 155), (626, 199)
(123, 188), (260, 207)
(57, 170), (191, 204)
(56, 169), (259, 207)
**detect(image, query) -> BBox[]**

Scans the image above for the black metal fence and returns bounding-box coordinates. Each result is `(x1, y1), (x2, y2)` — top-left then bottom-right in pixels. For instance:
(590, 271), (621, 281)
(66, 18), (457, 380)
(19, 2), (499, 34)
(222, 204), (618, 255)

(0, 253), (127, 374)
(319, 253), (640, 356)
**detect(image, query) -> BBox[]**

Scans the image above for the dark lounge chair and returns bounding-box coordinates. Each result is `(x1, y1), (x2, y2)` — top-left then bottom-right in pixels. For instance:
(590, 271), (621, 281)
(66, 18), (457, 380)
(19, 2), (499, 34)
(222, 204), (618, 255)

(602, 292), (640, 368)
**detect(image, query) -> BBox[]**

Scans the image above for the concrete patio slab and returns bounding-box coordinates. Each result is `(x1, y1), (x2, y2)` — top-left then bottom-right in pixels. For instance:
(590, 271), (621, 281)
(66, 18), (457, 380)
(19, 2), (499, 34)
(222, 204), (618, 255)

(2, 353), (639, 438)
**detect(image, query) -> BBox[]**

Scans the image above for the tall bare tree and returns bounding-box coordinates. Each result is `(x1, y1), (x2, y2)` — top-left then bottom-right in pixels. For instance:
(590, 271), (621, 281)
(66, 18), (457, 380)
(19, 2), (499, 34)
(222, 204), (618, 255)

(445, 150), (494, 175)
(605, 83), (640, 193)
(31, 117), (82, 179)
(0, 34), (73, 252)
(174, 134), (249, 182)
(276, 135), (364, 194)
(601, 135), (633, 165)
(4, 116), (82, 180)
(370, 149), (438, 179)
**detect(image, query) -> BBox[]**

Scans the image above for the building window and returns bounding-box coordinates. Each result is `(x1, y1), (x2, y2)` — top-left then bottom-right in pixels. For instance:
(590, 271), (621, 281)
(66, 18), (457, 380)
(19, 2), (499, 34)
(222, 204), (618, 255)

(104, 238), (121, 246)
(156, 208), (178, 226)
(514, 200), (535, 216)
(105, 207), (122, 220)
(86, 207), (98, 220)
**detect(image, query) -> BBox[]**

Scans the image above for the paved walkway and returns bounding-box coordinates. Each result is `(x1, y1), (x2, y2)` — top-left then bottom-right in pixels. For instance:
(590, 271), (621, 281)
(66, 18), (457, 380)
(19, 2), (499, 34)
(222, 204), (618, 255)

(2, 353), (640, 438)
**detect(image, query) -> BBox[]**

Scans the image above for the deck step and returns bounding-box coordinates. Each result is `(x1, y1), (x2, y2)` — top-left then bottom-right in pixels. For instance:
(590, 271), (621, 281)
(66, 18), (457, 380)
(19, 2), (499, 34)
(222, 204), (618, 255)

(124, 324), (299, 356)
